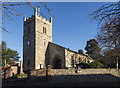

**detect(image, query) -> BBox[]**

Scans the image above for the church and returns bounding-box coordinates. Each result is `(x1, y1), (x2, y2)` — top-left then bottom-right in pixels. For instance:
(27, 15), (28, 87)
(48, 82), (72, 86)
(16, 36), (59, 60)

(23, 7), (93, 72)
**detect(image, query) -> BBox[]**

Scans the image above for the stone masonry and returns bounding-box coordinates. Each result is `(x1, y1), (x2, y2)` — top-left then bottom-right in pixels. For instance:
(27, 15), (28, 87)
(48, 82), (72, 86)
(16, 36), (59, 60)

(23, 7), (52, 72)
(23, 7), (93, 72)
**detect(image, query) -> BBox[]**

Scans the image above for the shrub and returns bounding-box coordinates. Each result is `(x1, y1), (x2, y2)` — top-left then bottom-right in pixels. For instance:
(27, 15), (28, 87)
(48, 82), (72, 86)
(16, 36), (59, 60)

(12, 74), (27, 78)
(90, 61), (104, 68)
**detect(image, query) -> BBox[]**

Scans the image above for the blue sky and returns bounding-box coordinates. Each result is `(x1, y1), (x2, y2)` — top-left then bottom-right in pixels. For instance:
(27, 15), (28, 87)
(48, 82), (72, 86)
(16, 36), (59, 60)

(2, 2), (108, 61)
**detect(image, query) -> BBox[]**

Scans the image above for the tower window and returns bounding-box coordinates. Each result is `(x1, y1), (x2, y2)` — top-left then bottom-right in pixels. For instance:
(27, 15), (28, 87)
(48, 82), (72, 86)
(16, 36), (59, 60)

(45, 27), (46, 34)
(43, 27), (46, 34)
(27, 40), (31, 46)
(43, 27), (44, 33)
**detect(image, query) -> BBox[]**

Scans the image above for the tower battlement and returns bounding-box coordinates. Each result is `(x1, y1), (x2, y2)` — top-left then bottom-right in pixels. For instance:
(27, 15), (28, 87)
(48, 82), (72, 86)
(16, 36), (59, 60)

(24, 7), (52, 25)
(26, 15), (34, 21)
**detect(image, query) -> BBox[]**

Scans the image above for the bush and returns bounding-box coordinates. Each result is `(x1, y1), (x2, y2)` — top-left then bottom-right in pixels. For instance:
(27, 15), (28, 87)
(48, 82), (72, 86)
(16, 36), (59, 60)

(76, 61), (104, 69)
(76, 62), (91, 69)
(90, 61), (104, 68)
(12, 74), (27, 78)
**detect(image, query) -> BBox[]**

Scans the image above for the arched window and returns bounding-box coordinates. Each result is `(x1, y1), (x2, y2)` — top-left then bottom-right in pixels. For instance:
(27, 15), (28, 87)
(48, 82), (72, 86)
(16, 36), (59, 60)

(71, 56), (74, 67)
(43, 27), (46, 34)
(45, 27), (46, 34)
(43, 27), (45, 33)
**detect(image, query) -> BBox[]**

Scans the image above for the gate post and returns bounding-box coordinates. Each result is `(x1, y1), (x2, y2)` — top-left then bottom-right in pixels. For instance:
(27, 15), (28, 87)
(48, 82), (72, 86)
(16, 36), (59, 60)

(46, 65), (51, 77)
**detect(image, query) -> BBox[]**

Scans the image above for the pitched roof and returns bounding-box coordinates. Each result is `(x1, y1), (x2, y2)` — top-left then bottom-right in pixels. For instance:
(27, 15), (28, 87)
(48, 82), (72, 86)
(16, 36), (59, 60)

(49, 42), (93, 60)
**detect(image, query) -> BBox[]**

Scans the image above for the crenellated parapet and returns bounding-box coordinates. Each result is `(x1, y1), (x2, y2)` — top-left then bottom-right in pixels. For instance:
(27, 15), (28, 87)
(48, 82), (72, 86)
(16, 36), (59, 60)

(24, 15), (34, 22)
(24, 7), (52, 25)
(37, 15), (52, 24)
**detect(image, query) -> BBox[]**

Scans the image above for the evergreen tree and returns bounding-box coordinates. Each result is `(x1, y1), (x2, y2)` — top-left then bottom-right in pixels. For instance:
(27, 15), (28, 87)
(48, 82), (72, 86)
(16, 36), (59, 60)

(1, 41), (20, 66)
(85, 39), (101, 60)
(78, 49), (84, 54)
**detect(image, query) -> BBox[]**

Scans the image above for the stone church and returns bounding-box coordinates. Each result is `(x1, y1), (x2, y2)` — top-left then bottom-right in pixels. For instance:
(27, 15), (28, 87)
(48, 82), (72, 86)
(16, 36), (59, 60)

(23, 7), (93, 72)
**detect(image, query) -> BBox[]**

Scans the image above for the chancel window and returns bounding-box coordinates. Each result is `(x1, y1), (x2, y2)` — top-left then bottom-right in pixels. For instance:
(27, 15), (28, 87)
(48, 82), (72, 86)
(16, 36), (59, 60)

(71, 56), (74, 67)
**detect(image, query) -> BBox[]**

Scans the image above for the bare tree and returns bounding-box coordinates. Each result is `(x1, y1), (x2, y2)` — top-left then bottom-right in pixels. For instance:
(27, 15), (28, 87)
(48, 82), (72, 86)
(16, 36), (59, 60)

(91, 2), (120, 29)
(1, 2), (26, 32)
(91, 2), (120, 49)
(1, 1), (55, 32)
(97, 19), (120, 49)
(91, 2), (120, 68)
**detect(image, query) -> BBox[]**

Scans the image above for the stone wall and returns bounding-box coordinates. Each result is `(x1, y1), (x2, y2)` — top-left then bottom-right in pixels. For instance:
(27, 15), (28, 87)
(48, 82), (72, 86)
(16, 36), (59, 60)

(51, 69), (120, 77)
(50, 69), (120, 83)
(2, 69), (12, 79)
(29, 67), (120, 83)
(30, 65), (51, 77)
(30, 68), (46, 77)
(11, 66), (18, 75)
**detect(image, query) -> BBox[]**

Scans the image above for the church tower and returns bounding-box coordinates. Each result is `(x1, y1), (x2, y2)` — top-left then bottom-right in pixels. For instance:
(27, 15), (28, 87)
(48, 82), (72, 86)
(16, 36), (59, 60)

(23, 7), (52, 72)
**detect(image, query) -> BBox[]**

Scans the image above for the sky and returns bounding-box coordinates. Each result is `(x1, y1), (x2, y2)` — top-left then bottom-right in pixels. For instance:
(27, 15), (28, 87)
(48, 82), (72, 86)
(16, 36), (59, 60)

(2, 2), (109, 61)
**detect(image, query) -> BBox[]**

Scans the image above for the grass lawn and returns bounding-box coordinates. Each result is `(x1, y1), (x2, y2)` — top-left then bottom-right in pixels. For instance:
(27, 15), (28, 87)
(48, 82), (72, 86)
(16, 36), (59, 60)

(12, 74), (28, 78)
